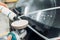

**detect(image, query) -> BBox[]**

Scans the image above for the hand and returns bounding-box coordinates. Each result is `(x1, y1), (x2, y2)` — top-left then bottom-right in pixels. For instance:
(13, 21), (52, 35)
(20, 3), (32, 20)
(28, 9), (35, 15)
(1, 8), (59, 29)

(0, 2), (7, 8)
(0, 2), (8, 12)
(7, 35), (12, 40)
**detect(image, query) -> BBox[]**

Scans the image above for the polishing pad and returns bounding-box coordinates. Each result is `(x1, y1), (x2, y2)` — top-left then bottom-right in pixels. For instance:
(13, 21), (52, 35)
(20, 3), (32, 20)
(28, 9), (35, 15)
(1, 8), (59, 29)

(11, 20), (28, 29)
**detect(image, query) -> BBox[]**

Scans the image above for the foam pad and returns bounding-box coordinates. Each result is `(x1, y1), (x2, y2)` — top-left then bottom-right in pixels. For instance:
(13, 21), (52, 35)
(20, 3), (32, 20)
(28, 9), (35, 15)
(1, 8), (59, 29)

(11, 20), (28, 29)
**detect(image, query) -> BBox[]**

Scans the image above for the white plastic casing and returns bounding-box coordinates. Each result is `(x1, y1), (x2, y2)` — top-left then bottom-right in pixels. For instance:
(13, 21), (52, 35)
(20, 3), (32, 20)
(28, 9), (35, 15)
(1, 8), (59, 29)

(0, 5), (16, 20)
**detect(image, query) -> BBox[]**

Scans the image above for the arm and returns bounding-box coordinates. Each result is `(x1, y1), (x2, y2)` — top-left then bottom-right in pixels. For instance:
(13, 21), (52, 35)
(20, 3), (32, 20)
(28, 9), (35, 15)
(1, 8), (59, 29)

(0, 2), (17, 20)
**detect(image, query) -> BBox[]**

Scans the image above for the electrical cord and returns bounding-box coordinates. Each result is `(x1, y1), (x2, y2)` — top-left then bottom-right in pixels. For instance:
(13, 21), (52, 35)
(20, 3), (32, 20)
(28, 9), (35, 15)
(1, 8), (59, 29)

(17, 16), (48, 40)
(16, 6), (60, 40)
(27, 6), (60, 15)
(27, 25), (48, 40)
(17, 6), (60, 18)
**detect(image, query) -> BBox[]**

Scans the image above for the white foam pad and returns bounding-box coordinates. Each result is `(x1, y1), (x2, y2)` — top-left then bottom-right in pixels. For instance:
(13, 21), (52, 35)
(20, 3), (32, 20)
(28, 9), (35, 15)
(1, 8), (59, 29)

(11, 20), (28, 29)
